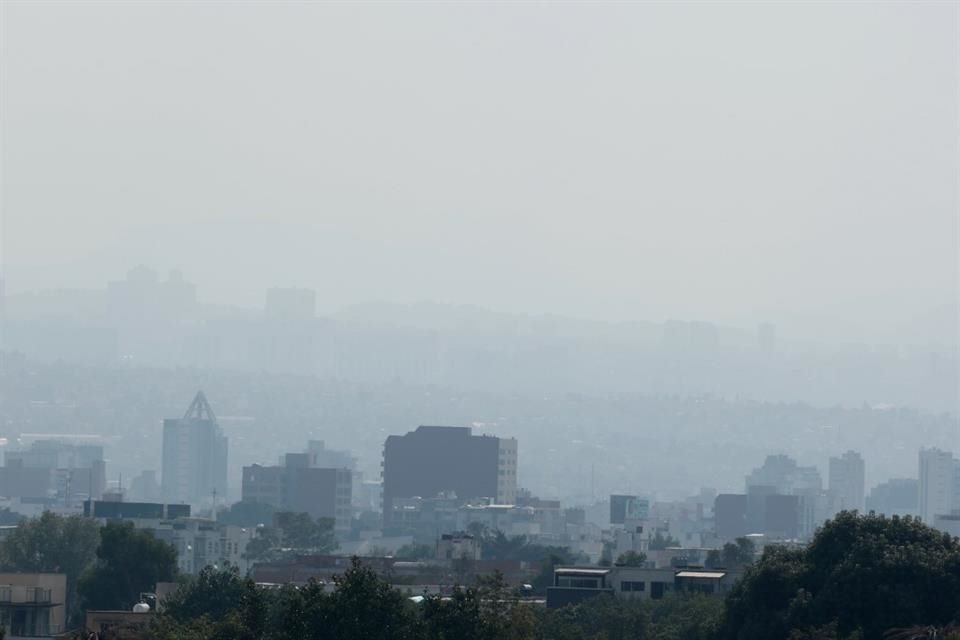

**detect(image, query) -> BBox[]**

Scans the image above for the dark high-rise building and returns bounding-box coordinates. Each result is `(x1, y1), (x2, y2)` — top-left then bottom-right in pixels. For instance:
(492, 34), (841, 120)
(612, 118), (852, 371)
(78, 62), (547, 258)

(714, 494), (748, 540)
(764, 494), (801, 539)
(382, 426), (517, 527)
(161, 392), (228, 506)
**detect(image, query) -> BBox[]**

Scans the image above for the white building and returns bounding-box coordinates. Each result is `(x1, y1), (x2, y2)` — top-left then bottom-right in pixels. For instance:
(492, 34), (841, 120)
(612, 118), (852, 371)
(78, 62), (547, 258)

(829, 451), (865, 513)
(919, 448), (954, 524)
(154, 519), (256, 576)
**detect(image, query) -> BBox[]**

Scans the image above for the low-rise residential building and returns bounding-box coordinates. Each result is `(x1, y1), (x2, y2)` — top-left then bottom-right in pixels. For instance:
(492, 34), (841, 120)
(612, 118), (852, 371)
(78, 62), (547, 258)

(437, 532), (481, 561)
(85, 610), (156, 640)
(84, 500), (254, 575)
(152, 518), (256, 576)
(0, 573), (66, 639)
(546, 565), (740, 609)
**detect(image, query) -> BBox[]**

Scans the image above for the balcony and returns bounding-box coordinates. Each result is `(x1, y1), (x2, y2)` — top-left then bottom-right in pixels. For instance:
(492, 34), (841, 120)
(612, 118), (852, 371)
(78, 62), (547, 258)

(0, 587), (55, 606)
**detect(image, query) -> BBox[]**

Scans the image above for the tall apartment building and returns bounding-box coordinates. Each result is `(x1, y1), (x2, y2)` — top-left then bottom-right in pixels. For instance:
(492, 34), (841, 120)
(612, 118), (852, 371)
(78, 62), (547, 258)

(242, 448), (352, 532)
(919, 447), (954, 524)
(829, 450), (865, 513)
(161, 392), (228, 506)
(382, 426), (517, 527)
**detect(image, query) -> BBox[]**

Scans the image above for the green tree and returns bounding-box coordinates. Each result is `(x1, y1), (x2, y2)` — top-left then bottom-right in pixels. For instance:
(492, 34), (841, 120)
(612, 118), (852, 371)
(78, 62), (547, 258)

(719, 513), (960, 639)
(531, 552), (573, 594)
(243, 526), (280, 563)
(421, 586), (486, 640)
(536, 593), (650, 640)
(308, 557), (419, 639)
(616, 550), (648, 566)
(707, 537), (755, 570)
(647, 594), (724, 640)
(422, 572), (534, 640)
(274, 512), (338, 552)
(151, 565), (266, 640)
(0, 512), (99, 623)
(480, 530), (573, 564)
(648, 531), (680, 550)
(77, 521), (178, 611)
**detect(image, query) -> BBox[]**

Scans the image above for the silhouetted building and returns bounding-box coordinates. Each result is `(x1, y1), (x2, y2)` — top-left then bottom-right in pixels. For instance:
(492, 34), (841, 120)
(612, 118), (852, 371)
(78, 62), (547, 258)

(714, 494), (748, 540)
(242, 450), (352, 532)
(382, 426), (517, 528)
(919, 447), (954, 524)
(716, 489), (799, 541)
(83, 499), (191, 520)
(866, 478), (918, 517)
(829, 450), (865, 513)
(764, 494), (801, 539)
(161, 392), (228, 506)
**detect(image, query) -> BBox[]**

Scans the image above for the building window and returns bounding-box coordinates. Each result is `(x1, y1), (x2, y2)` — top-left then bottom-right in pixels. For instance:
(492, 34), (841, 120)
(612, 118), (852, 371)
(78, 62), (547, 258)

(557, 577), (600, 589)
(651, 582), (671, 600)
(620, 581), (645, 592)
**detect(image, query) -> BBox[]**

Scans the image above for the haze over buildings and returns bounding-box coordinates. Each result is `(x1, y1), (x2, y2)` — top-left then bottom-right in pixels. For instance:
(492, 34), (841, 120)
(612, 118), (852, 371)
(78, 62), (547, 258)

(1, 2), (957, 349)
(161, 392), (228, 506)
(0, 1), (957, 619)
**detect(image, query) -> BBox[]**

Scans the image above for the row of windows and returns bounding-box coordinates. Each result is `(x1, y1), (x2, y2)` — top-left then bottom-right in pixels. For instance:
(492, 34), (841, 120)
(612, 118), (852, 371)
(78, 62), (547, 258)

(621, 581), (645, 592)
(557, 577), (600, 589)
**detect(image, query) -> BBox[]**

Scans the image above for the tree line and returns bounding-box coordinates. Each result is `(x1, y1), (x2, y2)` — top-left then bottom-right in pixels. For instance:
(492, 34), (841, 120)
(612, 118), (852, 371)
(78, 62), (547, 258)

(147, 512), (960, 640)
(1, 511), (959, 638)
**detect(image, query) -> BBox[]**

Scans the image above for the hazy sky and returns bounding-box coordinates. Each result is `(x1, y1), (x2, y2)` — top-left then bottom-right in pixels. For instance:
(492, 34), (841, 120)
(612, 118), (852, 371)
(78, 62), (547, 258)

(1, 2), (957, 344)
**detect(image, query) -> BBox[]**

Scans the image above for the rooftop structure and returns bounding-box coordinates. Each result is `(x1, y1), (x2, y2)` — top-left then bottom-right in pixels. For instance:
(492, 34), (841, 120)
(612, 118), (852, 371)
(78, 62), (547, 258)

(161, 392), (228, 506)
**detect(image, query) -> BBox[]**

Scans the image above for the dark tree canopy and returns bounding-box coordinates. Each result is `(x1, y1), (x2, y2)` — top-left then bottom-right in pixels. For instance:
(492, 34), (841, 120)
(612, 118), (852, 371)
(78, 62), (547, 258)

(245, 512), (338, 563)
(0, 512), (99, 623)
(78, 521), (178, 611)
(648, 531), (681, 551)
(706, 537), (755, 570)
(719, 512), (960, 639)
(616, 550), (648, 567)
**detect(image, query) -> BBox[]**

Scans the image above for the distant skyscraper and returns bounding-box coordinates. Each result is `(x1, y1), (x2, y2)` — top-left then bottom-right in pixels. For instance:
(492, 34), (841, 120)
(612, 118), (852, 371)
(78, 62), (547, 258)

(161, 392), (228, 505)
(919, 447), (954, 524)
(382, 426), (517, 527)
(829, 450), (865, 513)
